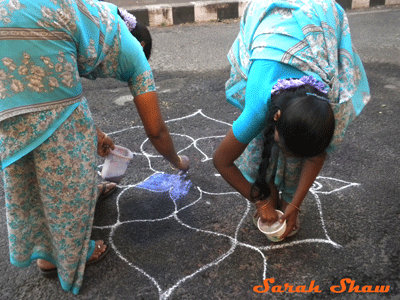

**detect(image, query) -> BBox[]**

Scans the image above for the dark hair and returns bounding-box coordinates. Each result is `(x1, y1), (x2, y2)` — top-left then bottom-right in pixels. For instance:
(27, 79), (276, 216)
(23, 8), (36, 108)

(249, 85), (335, 202)
(118, 10), (152, 60)
(130, 22), (152, 60)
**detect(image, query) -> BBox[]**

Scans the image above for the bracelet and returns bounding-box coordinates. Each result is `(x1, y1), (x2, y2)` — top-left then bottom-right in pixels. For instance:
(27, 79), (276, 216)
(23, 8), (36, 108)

(288, 202), (301, 212)
(170, 156), (182, 170)
(256, 201), (271, 211)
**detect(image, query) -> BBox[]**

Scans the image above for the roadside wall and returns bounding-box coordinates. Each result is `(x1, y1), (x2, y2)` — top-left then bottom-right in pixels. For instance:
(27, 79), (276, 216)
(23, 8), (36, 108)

(128, 0), (400, 26)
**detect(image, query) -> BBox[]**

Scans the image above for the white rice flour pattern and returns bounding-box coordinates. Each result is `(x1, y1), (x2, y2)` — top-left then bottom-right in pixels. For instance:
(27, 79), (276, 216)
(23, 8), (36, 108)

(94, 110), (360, 300)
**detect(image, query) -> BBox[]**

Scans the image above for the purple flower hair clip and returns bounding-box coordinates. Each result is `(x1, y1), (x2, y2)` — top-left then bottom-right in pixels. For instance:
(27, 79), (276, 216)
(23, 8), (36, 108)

(119, 9), (137, 32)
(271, 76), (329, 96)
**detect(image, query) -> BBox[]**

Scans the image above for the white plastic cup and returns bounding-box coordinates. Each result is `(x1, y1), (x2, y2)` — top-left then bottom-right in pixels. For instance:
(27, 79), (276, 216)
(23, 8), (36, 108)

(257, 210), (286, 242)
(101, 145), (133, 184)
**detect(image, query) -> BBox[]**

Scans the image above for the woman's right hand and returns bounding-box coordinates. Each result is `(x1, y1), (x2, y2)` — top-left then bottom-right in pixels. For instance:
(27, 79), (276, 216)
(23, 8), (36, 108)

(254, 200), (279, 225)
(96, 128), (115, 157)
(172, 155), (190, 172)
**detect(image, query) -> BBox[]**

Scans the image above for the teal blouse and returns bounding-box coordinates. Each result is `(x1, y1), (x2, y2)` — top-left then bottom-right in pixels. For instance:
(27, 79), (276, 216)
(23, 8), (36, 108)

(0, 0), (156, 170)
(232, 59), (307, 144)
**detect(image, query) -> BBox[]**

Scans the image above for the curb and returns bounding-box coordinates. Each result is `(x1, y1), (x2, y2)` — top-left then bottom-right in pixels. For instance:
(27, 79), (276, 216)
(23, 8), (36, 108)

(125, 0), (400, 27)
(126, 0), (247, 27)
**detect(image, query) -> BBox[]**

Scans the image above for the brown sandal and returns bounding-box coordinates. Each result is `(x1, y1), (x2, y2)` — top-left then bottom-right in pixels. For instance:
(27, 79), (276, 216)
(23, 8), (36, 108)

(38, 241), (110, 278)
(98, 182), (117, 201)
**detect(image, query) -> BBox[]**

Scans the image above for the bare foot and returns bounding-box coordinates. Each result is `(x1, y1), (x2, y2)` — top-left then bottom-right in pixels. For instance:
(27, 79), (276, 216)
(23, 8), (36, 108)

(37, 240), (108, 270)
(98, 182), (117, 196)
(37, 258), (56, 270)
(88, 240), (107, 261)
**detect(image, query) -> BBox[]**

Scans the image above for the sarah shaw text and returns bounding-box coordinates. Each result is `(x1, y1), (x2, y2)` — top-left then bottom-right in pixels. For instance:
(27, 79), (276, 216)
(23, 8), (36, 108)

(253, 278), (390, 294)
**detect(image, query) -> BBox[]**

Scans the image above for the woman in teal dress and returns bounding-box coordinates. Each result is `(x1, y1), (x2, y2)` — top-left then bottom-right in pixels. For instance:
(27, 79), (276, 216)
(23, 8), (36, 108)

(214, 0), (370, 240)
(0, 0), (188, 294)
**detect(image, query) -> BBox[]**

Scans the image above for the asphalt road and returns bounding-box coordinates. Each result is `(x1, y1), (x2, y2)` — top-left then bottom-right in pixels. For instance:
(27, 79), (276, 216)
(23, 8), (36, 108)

(1, 5), (400, 300)
(105, 0), (228, 8)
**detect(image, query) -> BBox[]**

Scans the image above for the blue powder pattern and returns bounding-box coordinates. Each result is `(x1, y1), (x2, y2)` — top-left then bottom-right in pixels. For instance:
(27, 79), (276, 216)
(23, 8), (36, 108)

(136, 173), (192, 201)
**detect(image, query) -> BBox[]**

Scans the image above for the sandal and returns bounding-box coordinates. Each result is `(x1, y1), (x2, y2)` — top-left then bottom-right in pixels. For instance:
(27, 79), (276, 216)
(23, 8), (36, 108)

(38, 240), (110, 278)
(97, 182), (117, 201)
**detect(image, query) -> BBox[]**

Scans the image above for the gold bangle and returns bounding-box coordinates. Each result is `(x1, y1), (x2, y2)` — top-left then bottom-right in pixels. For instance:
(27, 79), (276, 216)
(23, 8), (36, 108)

(256, 201), (271, 211)
(170, 156), (182, 170)
(288, 202), (301, 212)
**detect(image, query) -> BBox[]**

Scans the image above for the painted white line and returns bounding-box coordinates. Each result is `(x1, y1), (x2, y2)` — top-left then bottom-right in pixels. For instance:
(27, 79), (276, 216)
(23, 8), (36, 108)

(95, 110), (360, 299)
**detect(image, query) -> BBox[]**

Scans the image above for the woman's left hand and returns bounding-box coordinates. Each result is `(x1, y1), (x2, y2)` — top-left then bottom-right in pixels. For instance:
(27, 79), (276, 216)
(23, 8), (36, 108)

(254, 199), (279, 225)
(172, 155), (190, 172)
(279, 206), (299, 239)
(97, 128), (115, 157)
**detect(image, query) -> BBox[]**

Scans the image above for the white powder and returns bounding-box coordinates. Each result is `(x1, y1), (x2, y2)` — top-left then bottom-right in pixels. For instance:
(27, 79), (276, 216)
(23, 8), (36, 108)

(259, 220), (283, 233)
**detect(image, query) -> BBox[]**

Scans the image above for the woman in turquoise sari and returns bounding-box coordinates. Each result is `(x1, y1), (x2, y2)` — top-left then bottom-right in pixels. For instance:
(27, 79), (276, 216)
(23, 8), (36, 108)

(0, 0), (188, 294)
(214, 0), (370, 240)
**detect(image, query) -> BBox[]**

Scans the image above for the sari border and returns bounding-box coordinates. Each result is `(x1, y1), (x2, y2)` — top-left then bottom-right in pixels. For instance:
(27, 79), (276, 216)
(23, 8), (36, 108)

(76, 0), (106, 50)
(0, 28), (73, 42)
(0, 94), (83, 122)
(228, 48), (248, 80)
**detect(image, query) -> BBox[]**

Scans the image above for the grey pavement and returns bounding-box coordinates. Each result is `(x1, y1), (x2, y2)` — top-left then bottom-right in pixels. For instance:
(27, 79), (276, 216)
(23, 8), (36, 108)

(106, 0), (235, 8)
(1, 5), (400, 300)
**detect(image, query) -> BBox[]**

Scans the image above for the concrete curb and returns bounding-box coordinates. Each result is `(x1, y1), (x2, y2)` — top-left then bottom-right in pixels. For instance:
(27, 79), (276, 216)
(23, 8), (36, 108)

(125, 0), (400, 26)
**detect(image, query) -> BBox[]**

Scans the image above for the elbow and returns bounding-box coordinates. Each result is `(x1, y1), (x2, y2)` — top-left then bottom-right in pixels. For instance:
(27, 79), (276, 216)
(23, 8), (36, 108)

(212, 154), (217, 170)
(212, 151), (222, 172)
(146, 132), (162, 141)
(145, 124), (165, 140)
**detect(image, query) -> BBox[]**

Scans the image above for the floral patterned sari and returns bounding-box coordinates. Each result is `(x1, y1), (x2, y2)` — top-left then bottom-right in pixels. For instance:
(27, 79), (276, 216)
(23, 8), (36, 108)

(0, 0), (155, 294)
(226, 0), (370, 201)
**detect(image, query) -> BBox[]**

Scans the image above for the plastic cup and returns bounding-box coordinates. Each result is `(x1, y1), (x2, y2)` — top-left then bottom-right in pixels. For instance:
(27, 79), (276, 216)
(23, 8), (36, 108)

(257, 210), (286, 242)
(101, 145), (133, 184)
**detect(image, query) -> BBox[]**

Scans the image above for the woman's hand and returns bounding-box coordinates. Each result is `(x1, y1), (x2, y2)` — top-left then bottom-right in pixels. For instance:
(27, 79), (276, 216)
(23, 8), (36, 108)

(171, 155), (190, 172)
(279, 205), (299, 239)
(254, 200), (279, 225)
(276, 153), (326, 239)
(96, 128), (115, 157)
